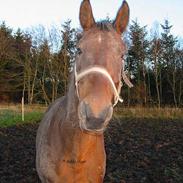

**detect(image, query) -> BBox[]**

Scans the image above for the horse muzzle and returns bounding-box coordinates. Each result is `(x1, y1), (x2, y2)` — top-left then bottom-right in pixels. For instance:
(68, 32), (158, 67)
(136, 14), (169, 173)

(78, 101), (113, 133)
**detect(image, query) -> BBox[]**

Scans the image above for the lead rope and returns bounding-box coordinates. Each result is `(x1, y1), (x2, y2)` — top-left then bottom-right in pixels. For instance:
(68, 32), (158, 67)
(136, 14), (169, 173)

(74, 61), (133, 107)
(121, 59), (134, 88)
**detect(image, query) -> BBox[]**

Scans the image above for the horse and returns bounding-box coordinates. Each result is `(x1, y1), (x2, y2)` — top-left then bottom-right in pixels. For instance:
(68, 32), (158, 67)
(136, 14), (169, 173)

(36, 0), (132, 182)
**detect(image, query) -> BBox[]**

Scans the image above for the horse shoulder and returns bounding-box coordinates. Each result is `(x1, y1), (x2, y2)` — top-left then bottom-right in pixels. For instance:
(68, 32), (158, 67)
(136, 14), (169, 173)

(36, 96), (68, 182)
(38, 96), (67, 131)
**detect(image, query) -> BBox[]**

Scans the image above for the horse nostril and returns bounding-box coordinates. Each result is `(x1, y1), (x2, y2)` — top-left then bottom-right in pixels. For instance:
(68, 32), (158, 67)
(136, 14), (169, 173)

(98, 106), (113, 121)
(79, 101), (113, 130)
(85, 103), (93, 118)
(78, 101), (89, 119)
(86, 117), (104, 130)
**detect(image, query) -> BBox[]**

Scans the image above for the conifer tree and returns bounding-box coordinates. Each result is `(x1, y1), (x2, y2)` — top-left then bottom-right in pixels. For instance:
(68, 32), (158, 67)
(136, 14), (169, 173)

(127, 20), (149, 105)
(160, 19), (178, 106)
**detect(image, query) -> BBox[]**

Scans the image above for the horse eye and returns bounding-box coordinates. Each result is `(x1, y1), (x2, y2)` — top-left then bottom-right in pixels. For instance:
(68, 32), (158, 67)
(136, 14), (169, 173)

(77, 48), (82, 55)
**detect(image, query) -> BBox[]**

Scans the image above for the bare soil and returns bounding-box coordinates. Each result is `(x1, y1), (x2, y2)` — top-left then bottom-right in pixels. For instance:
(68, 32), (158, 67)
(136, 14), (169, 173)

(0, 118), (183, 183)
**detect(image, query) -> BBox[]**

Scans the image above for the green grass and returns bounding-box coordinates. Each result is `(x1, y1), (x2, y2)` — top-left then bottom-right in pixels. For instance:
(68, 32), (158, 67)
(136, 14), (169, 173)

(0, 109), (43, 127)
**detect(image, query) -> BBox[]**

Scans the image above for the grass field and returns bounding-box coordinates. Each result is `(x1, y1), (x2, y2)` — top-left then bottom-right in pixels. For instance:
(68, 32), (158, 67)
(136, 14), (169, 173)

(0, 104), (182, 127)
(0, 104), (46, 127)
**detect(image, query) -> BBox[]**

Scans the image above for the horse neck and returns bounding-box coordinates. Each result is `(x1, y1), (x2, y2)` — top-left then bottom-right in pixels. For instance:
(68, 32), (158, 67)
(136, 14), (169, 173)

(65, 71), (79, 125)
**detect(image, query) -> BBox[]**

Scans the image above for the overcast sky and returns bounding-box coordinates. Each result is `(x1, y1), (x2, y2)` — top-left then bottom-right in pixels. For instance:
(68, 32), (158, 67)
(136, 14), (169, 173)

(0, 0), (182, 37)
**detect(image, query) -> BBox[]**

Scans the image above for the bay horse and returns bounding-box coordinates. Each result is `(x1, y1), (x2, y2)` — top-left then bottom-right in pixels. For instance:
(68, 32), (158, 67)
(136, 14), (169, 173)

(36, 0), (132, 182)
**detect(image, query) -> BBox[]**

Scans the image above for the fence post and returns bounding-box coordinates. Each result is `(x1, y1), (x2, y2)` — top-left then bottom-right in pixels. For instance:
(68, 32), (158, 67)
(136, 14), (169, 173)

(22, 97), (24, 121)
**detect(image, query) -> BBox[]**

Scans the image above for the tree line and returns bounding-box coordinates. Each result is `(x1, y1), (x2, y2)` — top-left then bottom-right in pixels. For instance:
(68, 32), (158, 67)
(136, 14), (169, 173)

(0, 19), (182, 107)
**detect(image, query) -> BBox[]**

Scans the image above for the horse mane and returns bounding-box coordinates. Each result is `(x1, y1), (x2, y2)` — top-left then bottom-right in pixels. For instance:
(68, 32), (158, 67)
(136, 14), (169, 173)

(96, 20), (114, 31)
(65, 71), (79, 122)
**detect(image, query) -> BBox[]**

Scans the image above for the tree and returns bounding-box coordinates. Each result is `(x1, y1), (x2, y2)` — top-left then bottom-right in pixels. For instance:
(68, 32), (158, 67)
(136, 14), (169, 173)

(0, 22), (19, 102)
(160, 20), (178, 106)
(14, 29), (34, 104)
(149, 23), (163, 107)
(174, 46), (183, 106)
(127, 20), (149, 105)
(57, 20), (77, 94)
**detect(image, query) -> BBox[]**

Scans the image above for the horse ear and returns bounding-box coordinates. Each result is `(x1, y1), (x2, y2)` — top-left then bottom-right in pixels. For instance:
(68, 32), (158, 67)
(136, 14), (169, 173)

(113, 1), (130, 34)
(79, 0), (95, 31)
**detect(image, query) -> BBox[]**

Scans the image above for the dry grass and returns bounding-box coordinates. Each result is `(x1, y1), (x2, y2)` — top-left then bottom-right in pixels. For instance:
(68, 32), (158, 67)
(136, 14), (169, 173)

(114, 107), (183, 120)
(0, 103), (46, 114)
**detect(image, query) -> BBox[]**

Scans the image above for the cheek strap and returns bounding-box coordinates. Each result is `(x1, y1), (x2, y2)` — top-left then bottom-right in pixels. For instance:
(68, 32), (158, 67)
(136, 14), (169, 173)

(74, 62), (133, 106)
(75, 65), (123, 106)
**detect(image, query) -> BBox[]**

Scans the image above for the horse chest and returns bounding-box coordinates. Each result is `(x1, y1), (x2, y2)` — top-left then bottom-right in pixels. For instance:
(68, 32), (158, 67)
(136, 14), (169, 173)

(55, 137), (106, 183)
(57, 156), (105, 183)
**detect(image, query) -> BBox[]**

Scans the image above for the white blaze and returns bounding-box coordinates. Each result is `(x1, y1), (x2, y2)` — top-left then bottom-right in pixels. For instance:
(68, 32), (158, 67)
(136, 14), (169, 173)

(98, 35), (102, 43)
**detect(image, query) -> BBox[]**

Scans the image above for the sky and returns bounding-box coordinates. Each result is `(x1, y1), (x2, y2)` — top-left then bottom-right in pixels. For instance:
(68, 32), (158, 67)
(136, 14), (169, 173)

(0, 0), (182, 37)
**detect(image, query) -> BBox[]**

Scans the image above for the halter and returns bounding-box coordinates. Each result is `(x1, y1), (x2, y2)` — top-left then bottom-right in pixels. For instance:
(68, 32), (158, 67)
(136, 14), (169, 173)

(74, 61), (133, 107)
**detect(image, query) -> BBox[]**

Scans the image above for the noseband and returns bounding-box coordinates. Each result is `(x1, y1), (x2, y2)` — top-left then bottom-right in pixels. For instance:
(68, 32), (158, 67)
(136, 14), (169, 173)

(74, 61), (133, 107)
